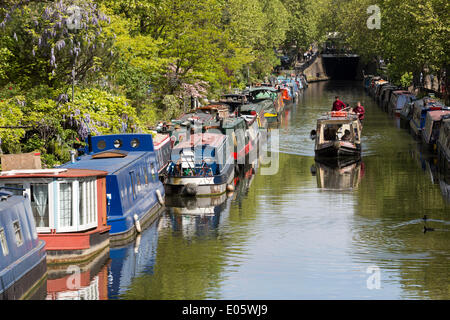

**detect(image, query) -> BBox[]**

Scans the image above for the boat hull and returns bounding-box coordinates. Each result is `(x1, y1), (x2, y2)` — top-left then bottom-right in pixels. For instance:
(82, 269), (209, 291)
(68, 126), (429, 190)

(315, 142), (361, 159)
(165, 162), (235, 196)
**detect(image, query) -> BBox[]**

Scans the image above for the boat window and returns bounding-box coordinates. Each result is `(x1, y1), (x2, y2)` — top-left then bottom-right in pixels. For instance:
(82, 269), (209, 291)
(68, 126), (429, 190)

(59, 183), (74, 228)
(150, 163), (157, 181)
(114, 139), (123, 148)
(130, 172), (136, 200)
(97, 140), (106, 150)
(13, 220), (23, 247)
(30, 183), (49, 228)
(131, 138), (140, 148)
(0, 228), (8, 256)
(4, 183), (23, 195)
(79, 181), (86, 226)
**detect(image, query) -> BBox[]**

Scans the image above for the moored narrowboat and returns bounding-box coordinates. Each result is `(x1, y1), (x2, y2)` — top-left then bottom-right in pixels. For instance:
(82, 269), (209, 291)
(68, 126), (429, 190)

(153, 132), (172, 180)
(422, 111), (450, 151)
(399, 101), (415, 129)
(437, 118), (450, 171)
(311, 111), (362, 161)
(0, 168), (111, 264)
(379, 85), (399, 111)
(60, 134), (166, 245)
(410, 97), (448, 138)
(387, 90), (416, 116)
(0, 189), (47, 300)
(165, 133), (234, 196)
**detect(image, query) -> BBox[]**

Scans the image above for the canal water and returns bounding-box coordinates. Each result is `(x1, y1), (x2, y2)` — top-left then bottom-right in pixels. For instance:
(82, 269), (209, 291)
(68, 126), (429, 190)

(48, 81), (450, 300)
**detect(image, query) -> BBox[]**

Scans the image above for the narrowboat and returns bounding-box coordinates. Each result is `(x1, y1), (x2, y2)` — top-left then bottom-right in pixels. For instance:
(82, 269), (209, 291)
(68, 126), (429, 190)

(0, 189), (47, 300)
(0, 168), (111, 264)
(311, 111), (362, 161)
(374, 81), (391, 104)
(165, 133), (235, 196)
(153, 131), (172, 180)
(379, 85), (399, 111)
(60, 134), (166, 245)
(368, 78), (383, 97)
(409, 97), (448, 138)
(363, 75), (374, 92)
(422, 111), (450, 151)
(245, 86), (284, 112)
(203, 116), (254, 166)
(387, 90), (416, 116)
(437, 118), (450, 171)
(399, 101), (415, 129)
(239, 102), (269, 130)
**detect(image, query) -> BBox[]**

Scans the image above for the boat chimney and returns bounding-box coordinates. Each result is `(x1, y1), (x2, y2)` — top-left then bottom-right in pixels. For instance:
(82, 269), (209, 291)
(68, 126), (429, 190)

(70, 150), (76, 163)
(88, 134), (93, 154)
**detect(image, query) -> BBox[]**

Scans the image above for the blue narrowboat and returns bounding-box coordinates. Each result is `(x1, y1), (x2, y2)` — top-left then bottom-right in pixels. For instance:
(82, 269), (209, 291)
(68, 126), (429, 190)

(60, 134), (165, 245)
(0, 189), (47, 300)
(409, 97), (449, 138)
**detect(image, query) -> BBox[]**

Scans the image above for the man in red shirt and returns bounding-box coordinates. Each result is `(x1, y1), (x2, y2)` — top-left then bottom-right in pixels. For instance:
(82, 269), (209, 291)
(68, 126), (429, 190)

(332, 96), (346, 111)
(353, 101), (365, 122)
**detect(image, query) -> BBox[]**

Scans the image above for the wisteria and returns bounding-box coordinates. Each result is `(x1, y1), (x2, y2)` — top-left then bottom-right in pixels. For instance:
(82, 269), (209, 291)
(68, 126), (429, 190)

(1, 0), (115, 85)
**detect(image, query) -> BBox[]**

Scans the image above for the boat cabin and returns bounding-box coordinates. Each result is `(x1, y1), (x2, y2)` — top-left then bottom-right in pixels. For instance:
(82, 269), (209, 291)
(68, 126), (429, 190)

(388, 90), (416, 115)
(312, 111), (362, 159)
(410, 97), (448, 137)
(437, 118), (450, 167)
(422, 111), (450, 147)
(0, 168), (110, 263)
(0, 190), (47, 299)
(165, 133), (235, 196)
(60, 134), (165, 243)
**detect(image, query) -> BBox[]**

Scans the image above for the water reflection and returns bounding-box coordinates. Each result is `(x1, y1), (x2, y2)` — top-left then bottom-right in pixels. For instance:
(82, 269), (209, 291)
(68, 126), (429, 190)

(312, 160), (363, 190)
(46, 248), (110, 300)
(107, 221), (160, 299)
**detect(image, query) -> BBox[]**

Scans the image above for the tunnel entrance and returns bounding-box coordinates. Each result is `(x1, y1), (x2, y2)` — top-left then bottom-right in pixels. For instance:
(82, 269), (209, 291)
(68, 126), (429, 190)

(322, 54), (360, 80)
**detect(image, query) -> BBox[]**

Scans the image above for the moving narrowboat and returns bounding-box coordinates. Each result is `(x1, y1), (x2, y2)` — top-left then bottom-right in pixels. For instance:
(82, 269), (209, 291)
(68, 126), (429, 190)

(422, 111), (450, 151)
(0, 168), (111, 264)
(60, 134), (166, 245)
(437, 118), (450, 171)
(387, 90), (416, 116)
(311, 111), (362, 161)
(410, 97), (448, 138)
(0, 189), (47, 300)
(165, 133), (235, 196)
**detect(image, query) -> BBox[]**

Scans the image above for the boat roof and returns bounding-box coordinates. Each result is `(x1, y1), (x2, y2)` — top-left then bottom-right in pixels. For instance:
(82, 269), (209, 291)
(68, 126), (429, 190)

(60, 151), (151, 175)
(245, 86), (278, 92)
(173, 133), (226, 150)
(152, 132), (171, 147)
(317, 112), (359, 123)
(427, 110), (450, 121)
(392, 90), (414, 96)
(0, 168), (107, 179)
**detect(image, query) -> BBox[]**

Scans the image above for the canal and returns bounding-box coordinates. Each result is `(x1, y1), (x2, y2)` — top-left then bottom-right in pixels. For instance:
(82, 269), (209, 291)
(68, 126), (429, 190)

(48, 81), (450, 300)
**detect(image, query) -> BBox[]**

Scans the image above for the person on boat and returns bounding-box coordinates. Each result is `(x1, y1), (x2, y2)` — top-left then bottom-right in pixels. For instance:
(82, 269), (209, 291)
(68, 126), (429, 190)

(352, 101), (365, 123)
(332, 96), (346, 111)
(341, 130), (351, 141)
